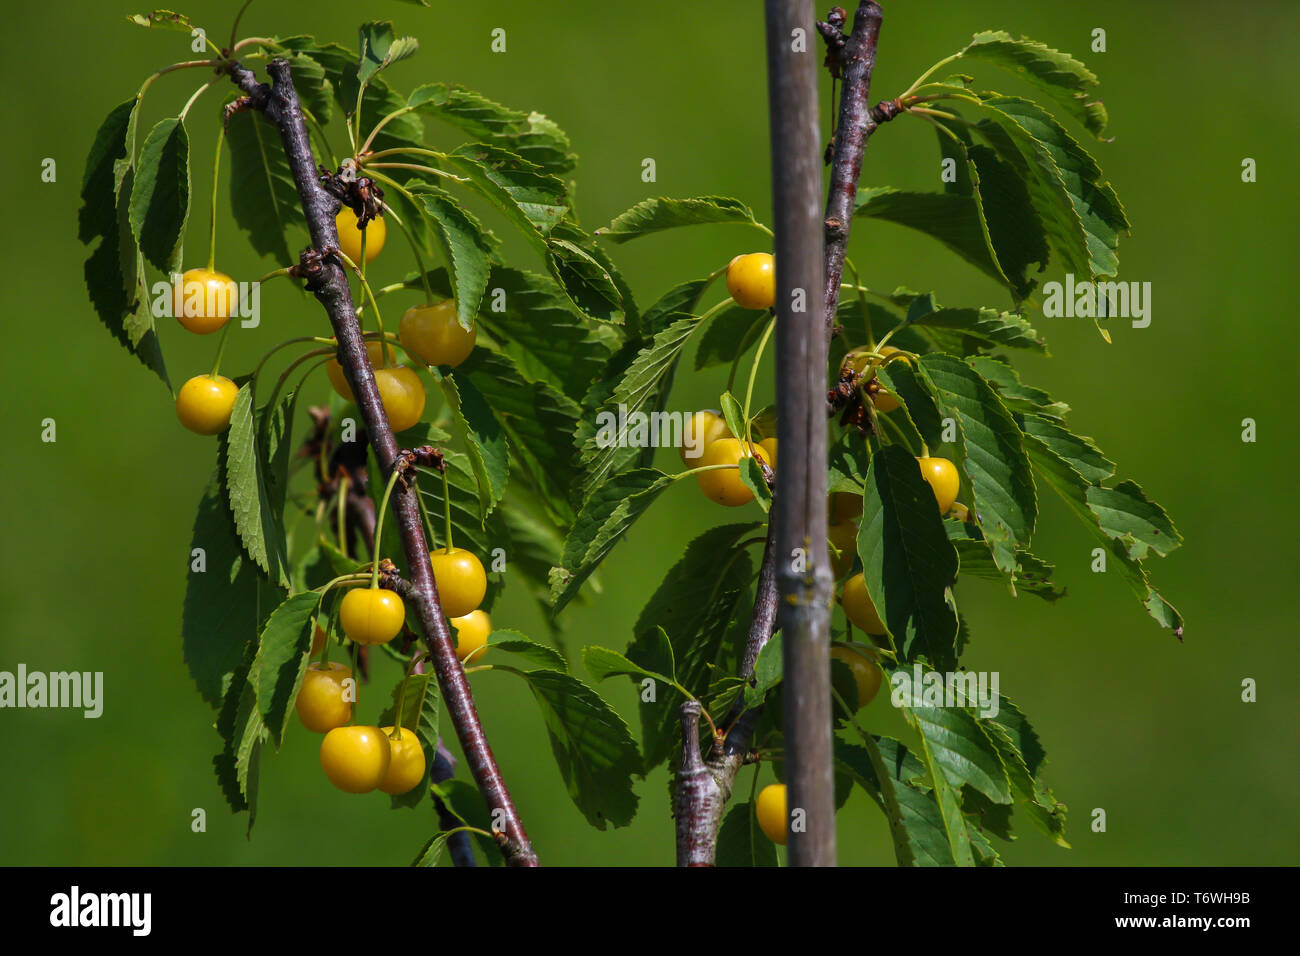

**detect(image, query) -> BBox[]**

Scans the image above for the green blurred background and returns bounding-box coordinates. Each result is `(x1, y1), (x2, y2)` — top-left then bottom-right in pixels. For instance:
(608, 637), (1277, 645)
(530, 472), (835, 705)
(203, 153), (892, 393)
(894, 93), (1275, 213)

(2, 0), (1297, 866)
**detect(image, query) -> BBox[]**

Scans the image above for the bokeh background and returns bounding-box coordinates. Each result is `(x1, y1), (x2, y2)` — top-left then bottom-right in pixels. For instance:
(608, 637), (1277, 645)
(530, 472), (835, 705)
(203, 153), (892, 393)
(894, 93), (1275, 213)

(2, 0), (1296, 866)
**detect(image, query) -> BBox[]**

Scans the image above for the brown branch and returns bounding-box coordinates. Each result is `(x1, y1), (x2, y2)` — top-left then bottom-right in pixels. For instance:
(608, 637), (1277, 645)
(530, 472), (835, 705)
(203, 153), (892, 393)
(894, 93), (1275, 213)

(227, 57), (538, 867)
(821, 0), (884, 333)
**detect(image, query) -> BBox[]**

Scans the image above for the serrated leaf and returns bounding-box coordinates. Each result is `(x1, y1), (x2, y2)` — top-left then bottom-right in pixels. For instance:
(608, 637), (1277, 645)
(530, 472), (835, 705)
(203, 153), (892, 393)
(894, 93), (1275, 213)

(547, 224), (626, 323)
(408, 266), (613, 402)
(595, 196), (759, 243)
(949, 523), (1064, 601)
(627, 523), (757, 771)
(859, 445), (960, 669)
(912, 306), (1045, 352)
(575, 315), (697, 502)
(406, 185), (494, 328)
(183, 472), (278, 707)
(967, 355), (1070, 417)
(490, 629), (567, 671)
(457, 349), (582, 523)
(127, 9), (192, 31)
(1024, 430), (1183, 632)
(213, 641), (268, 830)
(358, 21), (418, 84)
(959, 30), (1108, 137)
(79, 98), (138, 243)
(501, 668), (640, 828)
(551, 469), (674, 614)
(972, 95), (1127, 281)
(408, 82), (575, 174)
(226, 109), (305, 265)
(128, 117), (189, 274)
(920, 353), (1038, 576)
(251, 591), (320, 747)
(905, 701), (1013, 805)
(220, 385), (289, 587)
(855, 187), (1012, 296)
(743, 633), (783, 709)
(716, 801), (779, 867)
(439, 373), (509, 520)
(444, 143), (569, 243)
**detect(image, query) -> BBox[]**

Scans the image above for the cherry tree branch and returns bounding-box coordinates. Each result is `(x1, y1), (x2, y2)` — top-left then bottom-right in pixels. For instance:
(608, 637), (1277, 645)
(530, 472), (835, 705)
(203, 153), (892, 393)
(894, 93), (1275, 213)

(820, 1), (884, 333)
(226, 57), (538, 867)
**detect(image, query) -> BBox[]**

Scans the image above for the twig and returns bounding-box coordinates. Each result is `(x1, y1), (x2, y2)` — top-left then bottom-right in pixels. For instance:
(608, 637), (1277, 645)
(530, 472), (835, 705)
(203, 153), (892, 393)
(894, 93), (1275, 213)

(820, 0), (884, 334)
(225, 57), (538, 867)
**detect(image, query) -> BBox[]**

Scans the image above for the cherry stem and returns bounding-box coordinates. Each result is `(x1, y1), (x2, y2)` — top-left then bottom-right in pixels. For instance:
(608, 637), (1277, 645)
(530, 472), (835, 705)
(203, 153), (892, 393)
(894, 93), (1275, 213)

(372, 466), (406, 589)
(742, 316), (777, 440)
(365, 171), (435, 305)
(441, 466), (454, 552)
(207, 123), (226, 272)
(337, 475), (351, 561)
(208, 320), (232, 378)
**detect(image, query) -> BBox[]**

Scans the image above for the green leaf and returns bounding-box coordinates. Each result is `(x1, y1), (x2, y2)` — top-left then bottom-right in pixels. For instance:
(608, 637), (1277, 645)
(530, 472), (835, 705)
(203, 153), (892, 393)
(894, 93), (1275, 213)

(982, 696), (1069, 847)
(79, 98), (138, 243)
(410, 266), (613, 402)
(412, 831), (453, 867)
(859, 445), (960, 669)
(854, 187), (1011, 296)
(716, 802), (779, 867)
(948, 522), (1064, 601)
(584, 645), (674, 687)
(358, 21), (418, 84)
(911, 306), (1045, 352)
(406, 185), (495, 328)
(575, 316), (697, 502)
(490, 629), (568, 672)
(959, 30), (1109, 137)
(457, 350), (582, 522)
(183, 472), (279, 707)
(920, 353), (1038, 576)
(626, 523), (757, 770)
(83, 209), (170, 389)
(694, 304), (768, 370)
(220, 384), (289, 587)
(378, 673), (440, 809)
(226, 109), (306, 265)
(501, 668), (640, 828)
(551, 469), (675, 614)
(213, 641), (267, 829)
(967, 143), (1051, 304)
(743, 633), (783, 709)
(444, 144), (569, 243)
(1019, 412), (1113, 484)
(595, 196), (760, 243)
(128, 117), (190, 274)
(905, 700), (1013, 805)
(972, 95), (1128, 281)
(408, 82), (575, 174)
(250, 591), (320, 747)
(967, 355), (1070, 417)
(439, 374), (509, 519)
(547, 224), (626, 323)
(127, 9), (193, 31)
(1086, 480), (1182, 560)
(1024, 430), (1183, 632)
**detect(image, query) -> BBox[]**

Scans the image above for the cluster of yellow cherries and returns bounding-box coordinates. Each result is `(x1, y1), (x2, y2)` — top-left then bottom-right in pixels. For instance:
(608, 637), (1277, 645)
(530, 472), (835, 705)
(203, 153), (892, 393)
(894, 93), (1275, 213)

(297, 541), (492, 795)
(172, 210), (477, 437)
(709, 252), (969, 846)
(172, 211), (496, 795)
